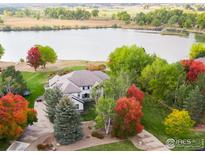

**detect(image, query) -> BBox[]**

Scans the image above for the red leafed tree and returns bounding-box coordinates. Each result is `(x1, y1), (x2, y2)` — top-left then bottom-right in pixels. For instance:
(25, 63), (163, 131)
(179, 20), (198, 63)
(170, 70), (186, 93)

(181, 59), (205, 81)
(112, 97), (144, 138)
(127, 84), (144, 104)
(0, 93), (37, 140)
(26, 47), (41, 71)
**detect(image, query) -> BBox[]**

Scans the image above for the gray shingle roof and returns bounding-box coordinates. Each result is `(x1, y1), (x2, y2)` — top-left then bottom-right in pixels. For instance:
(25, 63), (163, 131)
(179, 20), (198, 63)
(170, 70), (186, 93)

(49, 70), (108, 94)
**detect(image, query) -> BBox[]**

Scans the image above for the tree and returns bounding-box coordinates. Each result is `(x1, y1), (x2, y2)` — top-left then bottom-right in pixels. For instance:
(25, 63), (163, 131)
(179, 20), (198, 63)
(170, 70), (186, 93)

(117, 11), (131, 24)
(91, 9), (99, 17)
(103, 72), (131, 100)
(189, 43), (205, 59)
(108, 45), (156, 83)
(181, 59), (205, 82)
(44, 87), (63, 123)
(112, 97), (144, 139)
(140, 58), (185, 101)
(0, 66), (27, 96)
(0, 93), (37, 140)
(26, 47), (41, 71)
(35, 45), (57, 68)
(0, 44), (4, 59)
(54, 97), (83, 145)
(95, 97), (115, 135)
(164, 109), (194, 137)
(184, 86), (205, 123)
(197, 12), (205, 29)
(127, 84), (144, 104)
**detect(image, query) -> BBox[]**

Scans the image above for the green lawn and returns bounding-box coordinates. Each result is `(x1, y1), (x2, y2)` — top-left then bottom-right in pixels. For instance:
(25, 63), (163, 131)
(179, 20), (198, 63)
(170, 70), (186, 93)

(142, 95), (205, 151)
(22, 65), (86, 108)
(79, 140), (141, 151)
(22, 71), (49, 108)
(0, 139), (10, 151)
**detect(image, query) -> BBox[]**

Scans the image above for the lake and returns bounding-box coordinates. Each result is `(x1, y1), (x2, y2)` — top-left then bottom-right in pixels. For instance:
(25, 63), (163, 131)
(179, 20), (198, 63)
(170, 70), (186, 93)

(0, 28), (196, 63)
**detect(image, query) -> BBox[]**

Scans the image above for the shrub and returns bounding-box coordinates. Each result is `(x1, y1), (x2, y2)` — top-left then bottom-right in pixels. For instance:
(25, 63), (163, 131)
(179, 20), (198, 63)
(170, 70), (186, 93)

(164, 109), (194, 137)
(54, 97), (83, 145)
(112, 97), (144, 139)
(86, 64), (106, 71)
(37, 144), (50, 151)
(91, 131), (104, 139)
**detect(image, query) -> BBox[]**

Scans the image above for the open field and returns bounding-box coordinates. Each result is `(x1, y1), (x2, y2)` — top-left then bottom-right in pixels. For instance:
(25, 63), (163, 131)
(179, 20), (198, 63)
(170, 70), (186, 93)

(0, 17), (124, 28)
(0, 60), (105, 72)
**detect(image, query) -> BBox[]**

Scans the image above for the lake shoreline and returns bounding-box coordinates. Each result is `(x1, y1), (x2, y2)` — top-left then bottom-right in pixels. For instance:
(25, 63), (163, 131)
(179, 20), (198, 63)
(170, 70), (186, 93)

(1, 24), (205, 37)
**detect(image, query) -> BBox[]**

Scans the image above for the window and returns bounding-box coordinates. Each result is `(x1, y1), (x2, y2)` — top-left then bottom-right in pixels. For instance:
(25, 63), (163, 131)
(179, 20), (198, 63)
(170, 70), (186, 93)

(82, 86), (85, 90)
(82, 93), (90, 98)
(78, 93), (80, 97)
(88, 86), (90, 89)
(75, 104), (79, 109)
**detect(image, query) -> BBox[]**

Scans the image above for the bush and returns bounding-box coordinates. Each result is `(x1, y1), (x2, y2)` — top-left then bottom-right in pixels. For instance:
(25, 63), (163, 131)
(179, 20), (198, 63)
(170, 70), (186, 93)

(164, 109), (194, 137)
(86, 64), (106, 71)
(91, 131), (104, 139)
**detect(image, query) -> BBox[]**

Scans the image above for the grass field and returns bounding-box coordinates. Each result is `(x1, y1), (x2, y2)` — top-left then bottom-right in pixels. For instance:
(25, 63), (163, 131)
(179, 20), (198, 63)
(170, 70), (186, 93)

(142, 95), (205, 151)
(79, 140), (141, 151)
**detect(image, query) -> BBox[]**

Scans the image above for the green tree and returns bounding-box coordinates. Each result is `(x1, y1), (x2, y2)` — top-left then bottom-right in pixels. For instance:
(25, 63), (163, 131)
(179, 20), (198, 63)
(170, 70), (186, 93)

(197, 12), (205, 29)
(0, 66), (27, 96)
(0, 44), (4, 59)
(44, 87), (63, 123)
(189, 43), (205, 59)
(95, 97), (115, 134)
(54, 97), (83, 145)
(35, 45), (57, 68)
(168, 15), (178, 25)
(117, 11), (131, 24)
(108, 45), (156, 83)
(91, 9), (99, 17)
(184, 86), (205, 123)
(103, 72), (131, 100)
(140, 58), (185, 101)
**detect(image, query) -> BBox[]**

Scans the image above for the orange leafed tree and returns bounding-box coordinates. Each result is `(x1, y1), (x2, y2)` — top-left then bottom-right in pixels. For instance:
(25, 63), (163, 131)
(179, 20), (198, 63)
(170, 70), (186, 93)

(181, 59), (205, 82)
(0, 93), (37, 140)
(112, 84), (144, 139)
(127, 84), (144, 104)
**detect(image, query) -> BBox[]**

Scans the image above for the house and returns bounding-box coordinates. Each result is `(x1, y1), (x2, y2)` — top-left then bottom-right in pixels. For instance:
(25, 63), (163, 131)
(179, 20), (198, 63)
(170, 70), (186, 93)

(195, 57), (205, 64)
(46, 70), (109, 111)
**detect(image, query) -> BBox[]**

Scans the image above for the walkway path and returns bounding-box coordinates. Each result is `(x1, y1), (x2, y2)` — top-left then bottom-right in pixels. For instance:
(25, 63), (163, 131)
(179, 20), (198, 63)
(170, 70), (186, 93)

(129, 130), (169, 151)
(18, 101), (53, 143)
(13, 100), (169, 151)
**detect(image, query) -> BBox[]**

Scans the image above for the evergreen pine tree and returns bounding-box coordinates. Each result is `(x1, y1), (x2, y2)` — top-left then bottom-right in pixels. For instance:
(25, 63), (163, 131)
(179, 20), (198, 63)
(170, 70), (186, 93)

(44, 87), (63, 123)
(185, 86), (205, 123)
(54, 97), (83, 145)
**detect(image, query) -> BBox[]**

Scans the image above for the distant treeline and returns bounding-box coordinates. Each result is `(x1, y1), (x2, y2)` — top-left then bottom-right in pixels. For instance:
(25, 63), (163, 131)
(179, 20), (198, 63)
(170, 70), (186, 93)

(0, 7), (99, 20)
(1, 7), (205, 30)
(133, 9), (205, 29)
